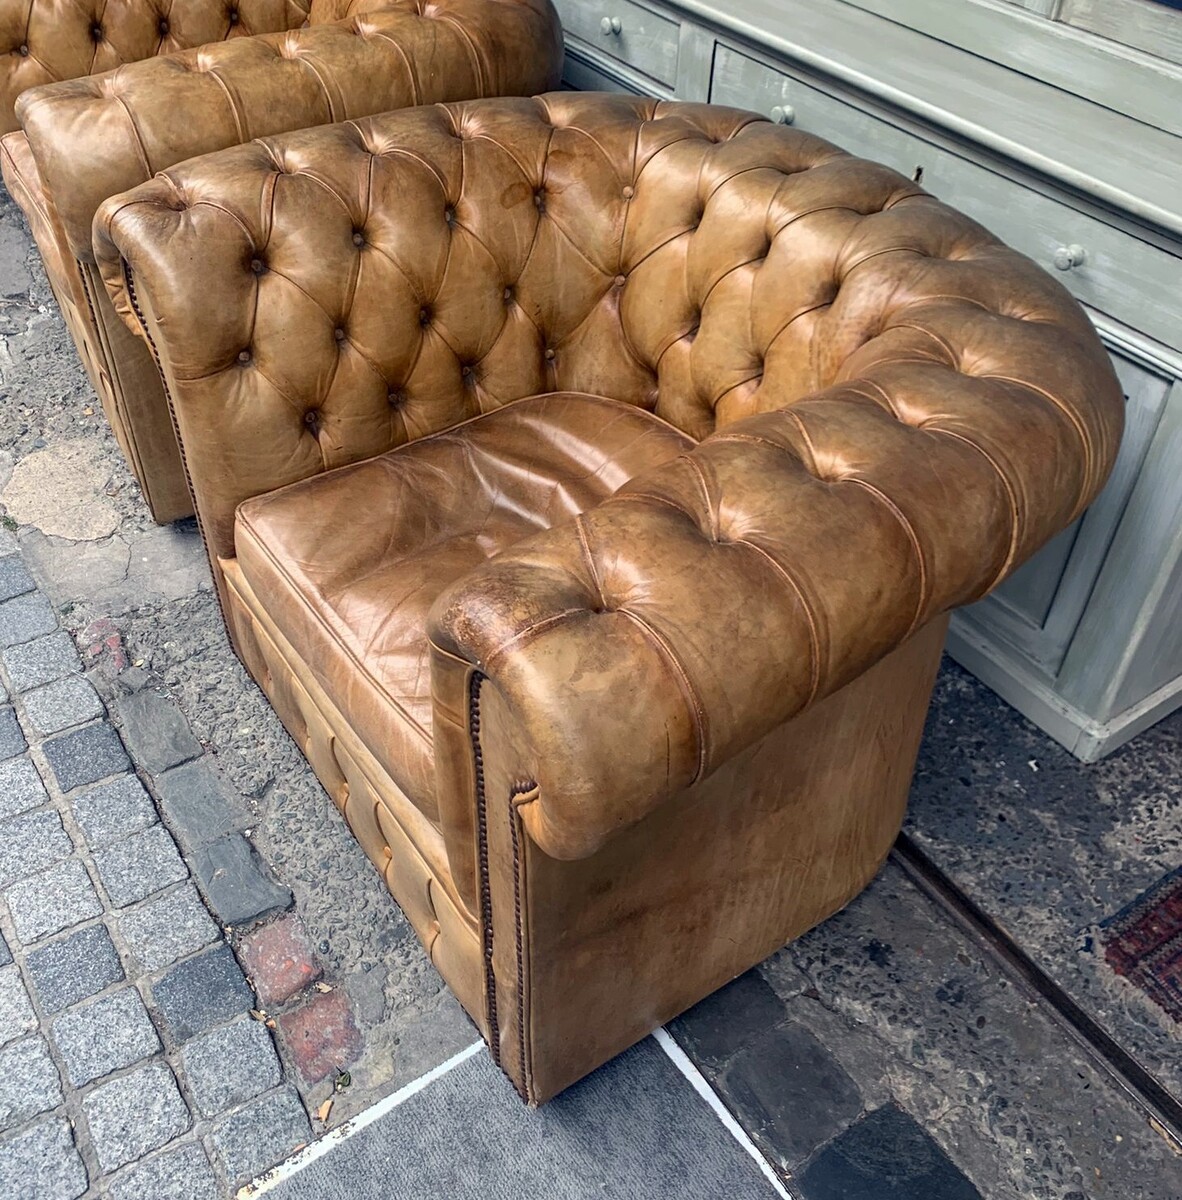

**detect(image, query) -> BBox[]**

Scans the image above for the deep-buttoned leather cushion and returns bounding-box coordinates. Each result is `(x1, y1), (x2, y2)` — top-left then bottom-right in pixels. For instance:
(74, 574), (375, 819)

(232, 391), (692, 815)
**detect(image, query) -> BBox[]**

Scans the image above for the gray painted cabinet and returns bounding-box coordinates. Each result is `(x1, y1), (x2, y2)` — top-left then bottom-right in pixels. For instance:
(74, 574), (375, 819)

(555, 0), (1182, 760)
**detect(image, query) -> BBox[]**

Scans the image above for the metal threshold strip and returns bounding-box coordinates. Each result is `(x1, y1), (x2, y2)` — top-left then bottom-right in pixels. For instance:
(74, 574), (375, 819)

(891, 833), (1182, 1152)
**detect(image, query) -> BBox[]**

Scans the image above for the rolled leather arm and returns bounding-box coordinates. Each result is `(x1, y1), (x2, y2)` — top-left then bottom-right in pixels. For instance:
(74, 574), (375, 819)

(17, 0), (562, 258)
(430, 327), (1122, 862)
(0, 0), (312, 134)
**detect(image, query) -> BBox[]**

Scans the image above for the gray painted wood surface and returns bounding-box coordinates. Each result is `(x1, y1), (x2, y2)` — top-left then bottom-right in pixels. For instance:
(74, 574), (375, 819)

(554, 0), (1182, 758)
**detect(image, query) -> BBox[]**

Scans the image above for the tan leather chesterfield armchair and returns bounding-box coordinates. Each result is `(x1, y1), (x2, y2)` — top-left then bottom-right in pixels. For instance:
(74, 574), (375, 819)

(0, 0), (562, 523)
(95, 94), (1124, 1103)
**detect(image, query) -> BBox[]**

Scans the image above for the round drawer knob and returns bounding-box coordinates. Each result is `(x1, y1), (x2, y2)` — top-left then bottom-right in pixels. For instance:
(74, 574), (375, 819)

(1052, 243), (1086, 272)
(770, 104), (795, 125)
(600, 15), (622, 34)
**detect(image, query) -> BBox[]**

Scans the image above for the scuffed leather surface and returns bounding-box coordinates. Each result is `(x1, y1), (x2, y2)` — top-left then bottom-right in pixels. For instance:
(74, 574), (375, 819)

(97, 93), (1123, 861)
(0, 0), (313, 133)
(95, 94), (1125, 1099)
(18, 0), (562, 259)
(233, 392), (692, 818)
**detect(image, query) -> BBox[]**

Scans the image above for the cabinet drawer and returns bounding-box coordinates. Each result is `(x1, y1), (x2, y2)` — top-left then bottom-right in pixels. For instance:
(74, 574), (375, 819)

(710, 44), (1182, 354)
(555, 0), (680, 87)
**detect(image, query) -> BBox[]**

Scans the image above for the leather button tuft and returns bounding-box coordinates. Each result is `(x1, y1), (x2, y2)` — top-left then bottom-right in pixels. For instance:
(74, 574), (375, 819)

(387, 389), (405, 407)
(418, 307), (431, 326)
(502, 286), (514, 303)
(17, 44), (28, 55)
(237, 349), (251, 364)
(158, 18), (169, 34)
(622, 185), (635, 200)
(614, 274), (626, 288)
(90, 22), (103, 40)
(352, 230), (365, 247)
(444, 207), (455, 225)
(249, 258), (266, 275)
(334, 327), (346, 341)
(228, 8), (239, 24)
(461, 365), (472, 378)
(544, 348), (555, 361)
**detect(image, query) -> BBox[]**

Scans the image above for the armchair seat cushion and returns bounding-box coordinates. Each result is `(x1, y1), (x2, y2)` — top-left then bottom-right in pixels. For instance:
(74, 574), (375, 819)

(232, 391), (693, 818)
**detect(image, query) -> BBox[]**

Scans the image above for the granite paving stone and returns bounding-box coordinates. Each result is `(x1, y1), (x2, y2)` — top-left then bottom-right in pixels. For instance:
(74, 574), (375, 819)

(0, 1037), (62, 1130)
(192, 832), (293, 927)
(0, 807), (72, 887)
(209, 1085), (311, 1186)
(118, 884), (219, 973)
(42, 721), (131, 792)
(26, 923), (123, 1013)
(0, 591), (56, 647)
(82, 1061), (191, 1173)
(2, 631), (82, 692)
(21, 675), (104, 737)
(106, 1140), (219, 1200)
(70, 773), (156, 850)
(181, 1016), (282, 1118)
(156, 757), (248, 853)
(0, 554), (34, 603)
(0, 705), (25, 760)
(0, 756), (46, 819)
(797, 1103), (983, 1200)
(93, 823), (187, 907)
(0, 1116), (88, 1200)
(115, 688), (202, 775)
(4, 858), (102, 943)
(0, 967), (36, 1048)
(151, 944), (254, 1042)
(51, 988), (161, 1087)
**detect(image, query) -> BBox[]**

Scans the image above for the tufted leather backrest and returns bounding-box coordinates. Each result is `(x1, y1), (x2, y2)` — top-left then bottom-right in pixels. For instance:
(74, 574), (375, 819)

(95, 93), (1123, 569)
(15, 0), (561, 258)
(0, 0), (312, 132)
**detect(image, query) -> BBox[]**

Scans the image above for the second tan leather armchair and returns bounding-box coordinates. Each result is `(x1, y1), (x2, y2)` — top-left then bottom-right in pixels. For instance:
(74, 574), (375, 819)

(96, 94), (1124, 1103)
(0, 0), (562, 521)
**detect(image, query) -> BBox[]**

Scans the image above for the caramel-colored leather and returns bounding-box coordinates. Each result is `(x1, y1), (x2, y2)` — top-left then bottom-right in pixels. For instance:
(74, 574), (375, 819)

(233, 392), (692, 824)
(0, 0), (562, 521)
(95, 94), (1125, 1102)
(0, 0), (314, 135)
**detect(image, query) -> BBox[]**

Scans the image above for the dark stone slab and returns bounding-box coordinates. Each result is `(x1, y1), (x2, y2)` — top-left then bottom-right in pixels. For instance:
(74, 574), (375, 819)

(192, 833), (292, 927)
(0, 706), (26, 760)
(116, 689), (202, 776)
(0, 928), (9, 967)
(670, 970), (787, 1068)
(26, 924), (124, 1013)
(43, 723), (131, 792)
(151, 944), (253, 1043)
(156, 758), (248, 853)
(719, 1020), (863, 1167)
(797, 1103), (982, 1200)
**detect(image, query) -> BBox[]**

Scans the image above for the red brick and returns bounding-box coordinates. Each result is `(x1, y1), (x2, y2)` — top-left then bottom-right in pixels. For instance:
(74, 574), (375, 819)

(277, 989), (361, 1085)
(239, 915), (322, 1006)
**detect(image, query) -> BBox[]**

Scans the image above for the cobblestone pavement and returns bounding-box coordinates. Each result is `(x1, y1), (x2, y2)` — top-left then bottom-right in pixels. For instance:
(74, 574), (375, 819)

(0, 534), (311, 1197)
